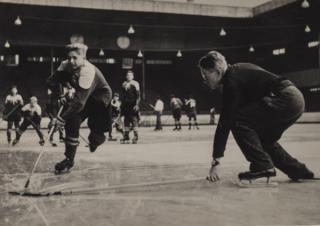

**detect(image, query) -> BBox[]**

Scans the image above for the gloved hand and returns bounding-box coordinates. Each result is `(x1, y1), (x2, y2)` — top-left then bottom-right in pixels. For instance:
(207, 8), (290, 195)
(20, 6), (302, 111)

(133, 105), (139, 112)
(51, 116), (65, 131)
(59, 96), (68, 105)
(206, 159), (221, 182)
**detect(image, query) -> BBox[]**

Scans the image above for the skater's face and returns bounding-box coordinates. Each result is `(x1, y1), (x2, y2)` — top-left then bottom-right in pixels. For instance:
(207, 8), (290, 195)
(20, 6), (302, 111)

(126, 72), (134, 81)
(114, 96), (119, 101)
(11, 87), (18, 95)
(67, 50), (85, 69)
(199, 67), (223, 90)
(30, 99), (37, 107)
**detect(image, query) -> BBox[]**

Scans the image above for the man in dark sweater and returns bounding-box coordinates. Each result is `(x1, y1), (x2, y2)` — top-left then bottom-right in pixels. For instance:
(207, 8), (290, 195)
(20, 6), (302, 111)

(200, 51), (315, 182)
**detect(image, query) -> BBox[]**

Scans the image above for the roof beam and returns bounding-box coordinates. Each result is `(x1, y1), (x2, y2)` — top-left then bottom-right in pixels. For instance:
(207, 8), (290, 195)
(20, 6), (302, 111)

(0, 0), (253, 18)
(253, 0), (298, 16)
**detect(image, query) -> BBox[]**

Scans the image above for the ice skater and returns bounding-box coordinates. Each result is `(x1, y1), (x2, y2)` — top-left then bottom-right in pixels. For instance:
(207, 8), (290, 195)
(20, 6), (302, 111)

(150, 96), (164, 131)
(47, 34), (112, 174)
(3, 85), (24, 145)
(199, 51), (315, 184)
(120, 70), (140, 144)
(13, 96), (45, 146)
(108, 92), (123, 141)
(185, 95), (199, 130)
(170, 94), (183, 131)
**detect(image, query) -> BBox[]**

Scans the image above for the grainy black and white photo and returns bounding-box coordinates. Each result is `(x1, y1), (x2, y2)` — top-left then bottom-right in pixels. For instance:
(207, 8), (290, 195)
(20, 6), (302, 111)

(0, 0), (319, 225)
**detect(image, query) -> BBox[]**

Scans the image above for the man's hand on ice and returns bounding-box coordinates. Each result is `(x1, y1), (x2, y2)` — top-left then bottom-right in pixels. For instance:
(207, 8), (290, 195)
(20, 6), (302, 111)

(206, 159), (220, 182)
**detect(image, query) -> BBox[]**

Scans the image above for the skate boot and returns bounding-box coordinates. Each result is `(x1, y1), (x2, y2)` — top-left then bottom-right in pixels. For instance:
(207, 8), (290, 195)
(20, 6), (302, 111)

(120, 131), (130, 144)
(55, 158), (74, 174)
(12, 139), (19, 146)
(88, 132), (106, 152)
(177, 123), (182, 131)
(132, 131), (138, 144)
(238, 168), (277, 187)
(39, 139), (45, 146)
(188, 123), (192, 130)
(7, 131), (11, 145)
(12, 131), (22, 146)
(59, 136), (65, 143)
(289, 166), (315, 182)
(55, 143), (76, 174)
(108, 135), (117, 141)
(50, 139), (58, 147)
(195, 123), (200, 130)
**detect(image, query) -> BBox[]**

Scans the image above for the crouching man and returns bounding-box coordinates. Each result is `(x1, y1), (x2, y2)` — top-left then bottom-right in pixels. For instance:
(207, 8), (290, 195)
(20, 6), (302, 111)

(200, 51), (315, 183)
(47, 34), (112, 174)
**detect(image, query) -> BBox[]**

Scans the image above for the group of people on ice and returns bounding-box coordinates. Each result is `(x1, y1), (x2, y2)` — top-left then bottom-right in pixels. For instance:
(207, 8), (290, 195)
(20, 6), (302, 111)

(2, 34), (316, 183)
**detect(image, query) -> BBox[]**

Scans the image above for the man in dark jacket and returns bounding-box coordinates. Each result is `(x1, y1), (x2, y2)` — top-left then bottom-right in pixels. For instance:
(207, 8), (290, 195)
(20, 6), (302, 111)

(200, 51), (314, 182)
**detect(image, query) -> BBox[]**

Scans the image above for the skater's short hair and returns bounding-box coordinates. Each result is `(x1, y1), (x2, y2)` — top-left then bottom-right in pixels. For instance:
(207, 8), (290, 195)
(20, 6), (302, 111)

(11, 85), (17, 89)
(127, 70), (134, 75)
(114, 93), (119, 97)
(198, 50), (227, 73)
(66, 43), (88, 56)
(30, 96), (38, 103)
(66, 34), (88, 56)
(170, 94), (175, 98)
(70, 34), (85, 44)
(156, 95), (160, 99)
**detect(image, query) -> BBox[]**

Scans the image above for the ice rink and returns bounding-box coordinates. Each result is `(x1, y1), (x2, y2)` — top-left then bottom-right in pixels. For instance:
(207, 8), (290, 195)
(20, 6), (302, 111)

(0, 123), (319, 226)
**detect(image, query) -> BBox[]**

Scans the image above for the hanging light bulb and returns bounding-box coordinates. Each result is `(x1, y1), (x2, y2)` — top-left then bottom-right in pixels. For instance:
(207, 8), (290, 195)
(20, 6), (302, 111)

(99, 49), (105, 56)
(128, 25), (135, 34)
(14, 16), (22, 26)
(249, 46), (255, 52)
(301, 0), (310, 8)
(137, 50), (143, 57)
(177, 50), (182, 57)
(4, 40), (10, 48)
(305, 25), (311, 33)
(219, 27), (226, 36)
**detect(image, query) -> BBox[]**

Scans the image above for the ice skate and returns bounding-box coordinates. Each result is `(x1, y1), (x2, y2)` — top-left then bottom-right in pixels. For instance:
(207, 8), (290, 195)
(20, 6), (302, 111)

(55, 158), (74, 175)
(108, 135), (117, 141)
(132, 131), (138, 144)
(120, 131), (130, 144)
(39, 139), (45, 146)
(12, 138), (19, 146)
(237, 168), (278, 188)
(289, 170), (318, 183)
(50, 141), (58, 147)
(120, 137), (130, 144)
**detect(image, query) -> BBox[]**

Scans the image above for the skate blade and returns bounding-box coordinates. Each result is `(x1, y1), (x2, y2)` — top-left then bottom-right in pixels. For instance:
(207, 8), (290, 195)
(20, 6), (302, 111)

(54, 169), (71, 175)
(236, 180), (278, 188)
(290, 177), (320, 183)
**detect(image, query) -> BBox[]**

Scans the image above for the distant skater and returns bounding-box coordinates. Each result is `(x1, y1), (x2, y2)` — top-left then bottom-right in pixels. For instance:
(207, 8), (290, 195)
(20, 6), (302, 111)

(120, 71), (140, 144)
(13, 96), (45, 146)
(151, 96), (164, 131)
(170, 94), (183, 131)
(185, 95), (199, 130)
(3, 85), (24, 145)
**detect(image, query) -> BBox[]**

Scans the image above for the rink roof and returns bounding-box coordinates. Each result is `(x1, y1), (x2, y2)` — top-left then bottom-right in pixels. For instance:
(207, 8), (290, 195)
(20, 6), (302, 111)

(0, 0), (298, 18)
